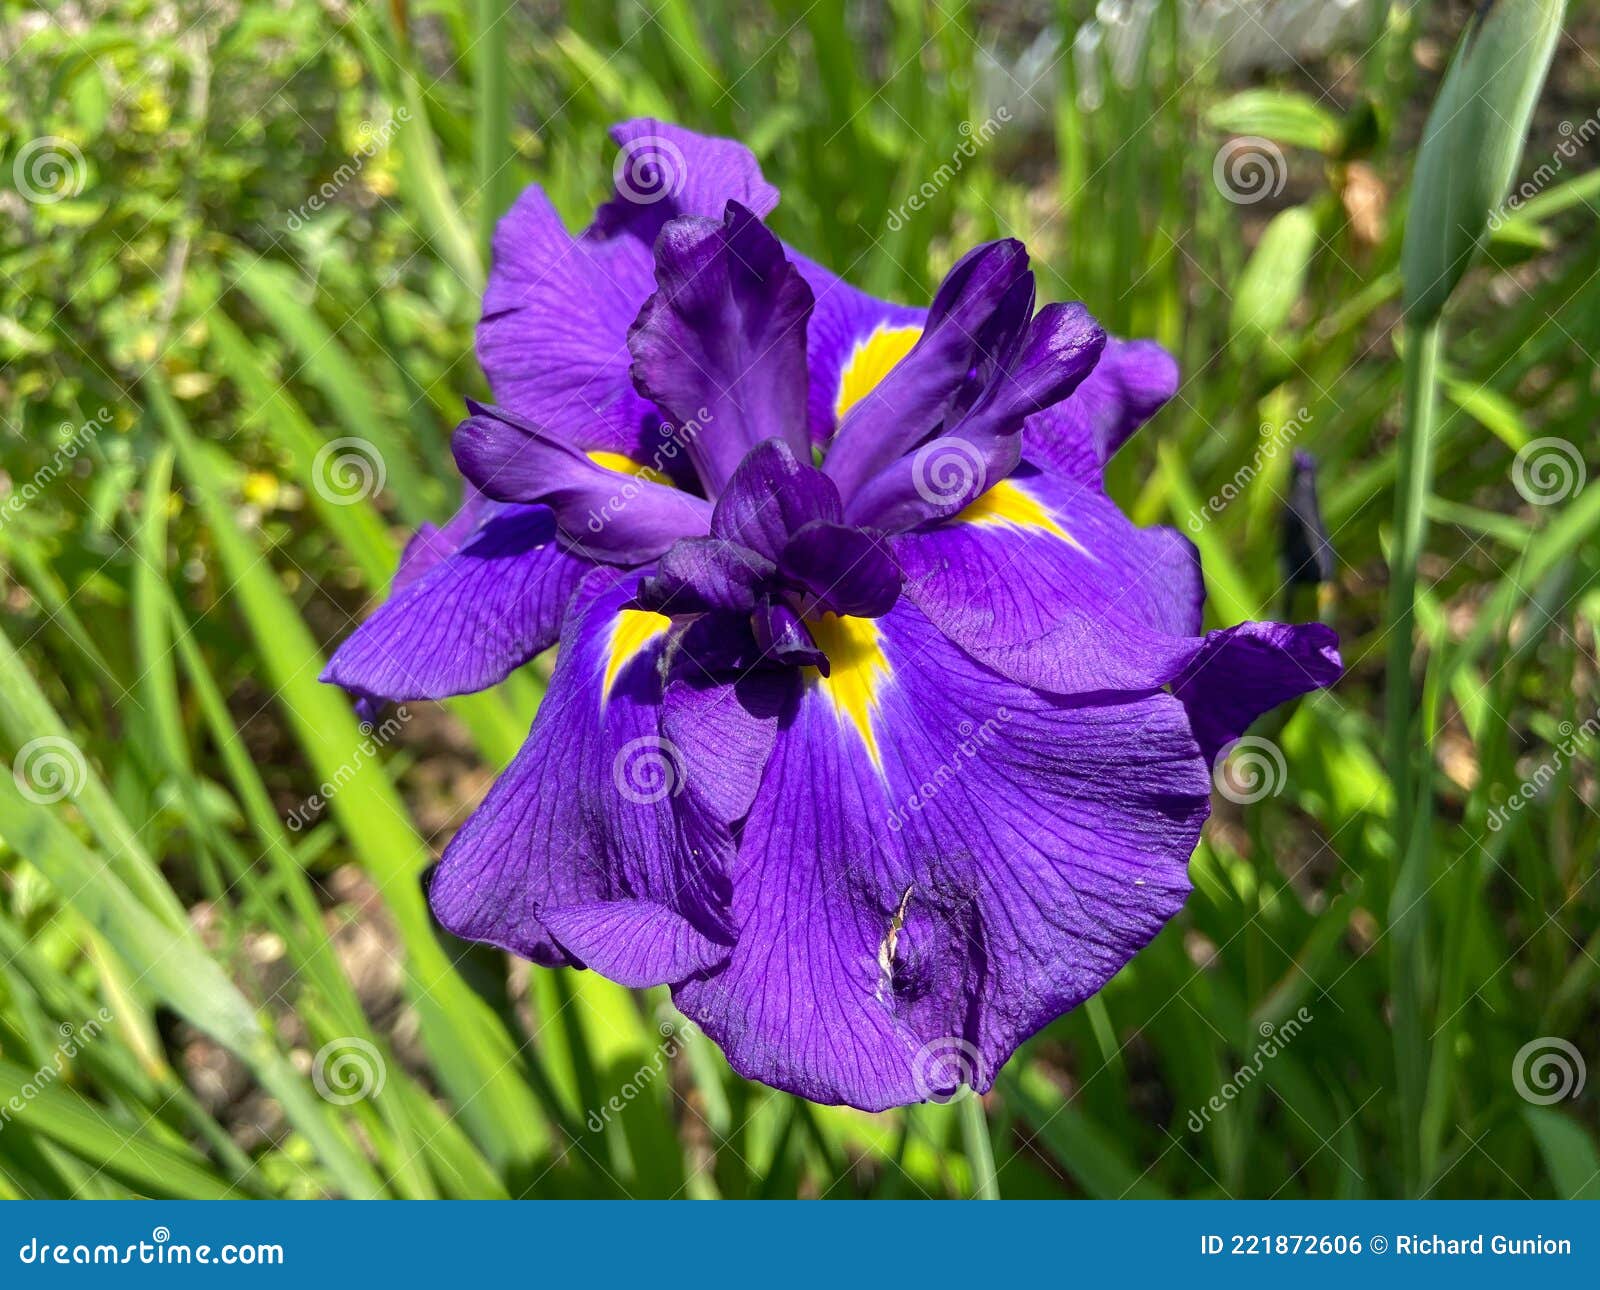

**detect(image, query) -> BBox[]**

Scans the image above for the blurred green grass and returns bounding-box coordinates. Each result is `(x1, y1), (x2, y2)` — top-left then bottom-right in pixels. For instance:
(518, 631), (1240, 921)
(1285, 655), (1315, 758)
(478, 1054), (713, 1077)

(0, 0), (1596, 1199)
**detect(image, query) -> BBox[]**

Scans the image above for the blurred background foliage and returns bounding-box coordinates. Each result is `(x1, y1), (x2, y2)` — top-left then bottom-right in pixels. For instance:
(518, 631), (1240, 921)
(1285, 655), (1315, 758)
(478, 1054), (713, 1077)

(0, 0), (1596, 1199)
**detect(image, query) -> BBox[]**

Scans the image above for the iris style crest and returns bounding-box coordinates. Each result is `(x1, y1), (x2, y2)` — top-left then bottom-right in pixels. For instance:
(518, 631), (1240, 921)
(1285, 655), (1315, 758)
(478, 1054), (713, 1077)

(323, 119), (1342, 1111)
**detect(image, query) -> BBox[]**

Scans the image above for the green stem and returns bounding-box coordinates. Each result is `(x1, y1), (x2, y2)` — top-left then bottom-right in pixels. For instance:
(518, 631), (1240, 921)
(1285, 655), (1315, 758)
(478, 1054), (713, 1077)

(1385, 316), (1443, 1196)
(475, 0), (511, 257)
(1384, 318), (1443, 812)
(959, 1095), (1000, 1200)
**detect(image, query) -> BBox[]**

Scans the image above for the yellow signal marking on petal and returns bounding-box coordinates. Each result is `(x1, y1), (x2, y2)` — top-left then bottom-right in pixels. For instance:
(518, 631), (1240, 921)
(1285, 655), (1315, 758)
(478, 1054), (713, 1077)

(956, 479), (1086, 552)
(586, 451), (670, 486)
(804, 613), (890, 770)
(835, 324), (924, 421)
(602, 609), (671, 701)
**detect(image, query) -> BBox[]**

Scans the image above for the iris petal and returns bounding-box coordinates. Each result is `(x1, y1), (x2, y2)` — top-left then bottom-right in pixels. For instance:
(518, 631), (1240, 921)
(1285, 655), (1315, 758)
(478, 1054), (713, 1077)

(428, 571), (734, 965)
(673, 600), (1210, 1110)
(629, 203), (814, 495)
(322, 502), (583, 703)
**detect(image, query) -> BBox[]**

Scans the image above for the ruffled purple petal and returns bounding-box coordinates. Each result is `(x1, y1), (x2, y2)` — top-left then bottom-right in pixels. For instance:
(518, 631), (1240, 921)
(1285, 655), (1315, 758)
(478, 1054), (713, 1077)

(452, 401), (711, 563)
(479, 120), (780, 460)
(540, 900), (729, 989)
(323, 502), (584, 702)
(477, 186), (660, 456)
(672, 600), (1209, 1110)
(629, 203), (814, 495)
(893, 468), (1205, 692)
(822, 240), (1031, 502)
(778, 520), (902, 617)
(639, 537), (775, 614)
(709, 439), (843, 560)
(1024, 337), (1179, 487)
(590, 119), (779, 249)
(428, 571), (734, 966)
(1172, 621), (1343, 762)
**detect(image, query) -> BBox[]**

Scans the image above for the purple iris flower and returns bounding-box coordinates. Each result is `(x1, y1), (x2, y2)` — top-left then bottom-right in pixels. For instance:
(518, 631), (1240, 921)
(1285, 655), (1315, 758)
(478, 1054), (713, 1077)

(324, 121), (1341, 1110)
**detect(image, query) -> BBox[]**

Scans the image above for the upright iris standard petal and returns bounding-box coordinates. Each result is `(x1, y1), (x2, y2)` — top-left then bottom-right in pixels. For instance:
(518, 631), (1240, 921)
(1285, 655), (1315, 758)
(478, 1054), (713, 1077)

(639, 537), (775, 614)
(709, 439), (843, 559)
(629, 203), (815, 495)
(777, 521), (901, 618)
(821, 240), (1032, 502)
(672, 600), (1211, 1110)
(477, 185), (661, 458)
(322, 501), (584, 702)
(838, 301), (1104, 534)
